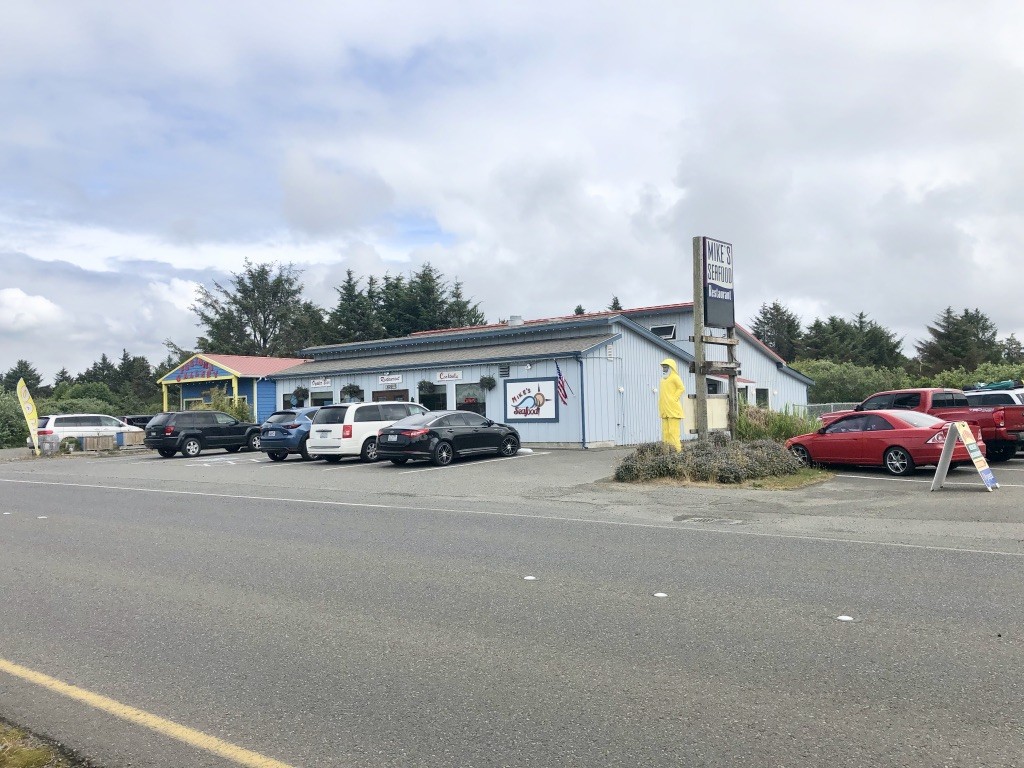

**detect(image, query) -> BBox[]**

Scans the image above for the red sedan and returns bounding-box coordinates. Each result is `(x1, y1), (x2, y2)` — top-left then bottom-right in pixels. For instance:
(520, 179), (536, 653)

(785, 410), (985, 476)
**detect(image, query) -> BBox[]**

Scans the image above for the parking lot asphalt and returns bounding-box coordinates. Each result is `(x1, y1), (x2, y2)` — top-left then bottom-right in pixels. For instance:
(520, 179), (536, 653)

(3, 444), (1023, 556)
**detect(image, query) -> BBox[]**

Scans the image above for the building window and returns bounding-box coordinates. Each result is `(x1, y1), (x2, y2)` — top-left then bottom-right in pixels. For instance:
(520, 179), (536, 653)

(419, 382), (447, 410)
(737, 388), (748, 405)
(456, 382), (485, 416)
(707, 379), (721, 395)
(756, 388), (769, 408)
(311, 391), (334, 406)
(183, 398), (204, 410)
(650, 324), (676, 340)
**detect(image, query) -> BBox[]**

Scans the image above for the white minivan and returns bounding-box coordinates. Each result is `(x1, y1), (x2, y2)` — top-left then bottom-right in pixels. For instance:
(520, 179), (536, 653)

(307, 401), (431, 462)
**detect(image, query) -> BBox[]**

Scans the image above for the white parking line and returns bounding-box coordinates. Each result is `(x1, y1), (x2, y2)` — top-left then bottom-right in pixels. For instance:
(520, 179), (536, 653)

(321, 462), (376, 472)
(835, 473), (1024, 489)
(398, 452), (548, 474)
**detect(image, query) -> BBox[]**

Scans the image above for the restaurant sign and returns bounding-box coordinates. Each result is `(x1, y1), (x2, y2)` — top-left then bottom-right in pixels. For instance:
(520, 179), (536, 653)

(504, 378), (558, 423)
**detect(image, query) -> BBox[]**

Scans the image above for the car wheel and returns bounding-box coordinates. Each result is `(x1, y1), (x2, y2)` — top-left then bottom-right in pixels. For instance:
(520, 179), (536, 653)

(431, 441), (454, 467)
(499, 435), (520, 457)
(157, 448), (176, 458)
(789, 444), (812, 466)
(182, 438), (202, 458)
(247, 433), (261, 451)
(360, 437), (380, 462)
(298, 437), (312, 460)
(225, 446), (241, 453)
(267, 450), (288, 462)
(323, 455), (343, 463)
(390, 458), (409, 465)
(883, 446), (915, 476)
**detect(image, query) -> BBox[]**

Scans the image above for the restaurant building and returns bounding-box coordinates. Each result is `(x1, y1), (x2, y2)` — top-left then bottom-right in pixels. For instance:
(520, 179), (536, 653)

(271, 304), (812, 448)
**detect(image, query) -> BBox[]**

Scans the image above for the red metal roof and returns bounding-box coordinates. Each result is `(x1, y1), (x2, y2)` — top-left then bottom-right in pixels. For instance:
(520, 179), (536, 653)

(201, 354), (311, 377)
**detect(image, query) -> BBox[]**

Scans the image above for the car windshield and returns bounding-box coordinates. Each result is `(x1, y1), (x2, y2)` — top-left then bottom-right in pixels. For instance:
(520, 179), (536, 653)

(894, 411), (944, 428)
(266, 412), (298, 424)
(312, 406), (348, 425)
(389, 413), (437, 429)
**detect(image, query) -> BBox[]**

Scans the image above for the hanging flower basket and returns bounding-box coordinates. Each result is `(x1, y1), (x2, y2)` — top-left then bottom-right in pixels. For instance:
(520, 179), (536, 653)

(479, 375), (497, 391)
(292, 386), (310, 401)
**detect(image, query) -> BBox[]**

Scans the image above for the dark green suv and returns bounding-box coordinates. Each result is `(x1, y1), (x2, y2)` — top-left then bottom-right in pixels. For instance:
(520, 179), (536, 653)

(144, 411), (262, 458)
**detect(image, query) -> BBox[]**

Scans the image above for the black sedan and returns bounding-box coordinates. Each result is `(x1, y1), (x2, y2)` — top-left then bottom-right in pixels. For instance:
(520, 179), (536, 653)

(376, 410), (521, 466)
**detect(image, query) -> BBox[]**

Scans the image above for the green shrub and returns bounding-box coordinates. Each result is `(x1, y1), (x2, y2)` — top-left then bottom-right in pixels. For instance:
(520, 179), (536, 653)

(735, 403), (819, 441)
(615, 437), (801, 484)
(196, 386), (254, 422)
(0, 390), (30, 448)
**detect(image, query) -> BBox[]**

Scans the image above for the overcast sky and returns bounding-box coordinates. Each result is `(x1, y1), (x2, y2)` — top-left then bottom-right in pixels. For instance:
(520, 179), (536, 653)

(2, 1), (1022, 380)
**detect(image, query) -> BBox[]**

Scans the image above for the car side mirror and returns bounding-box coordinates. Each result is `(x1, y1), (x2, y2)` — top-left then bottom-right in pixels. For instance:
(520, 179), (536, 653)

(853, 404), (863, 411)
(485, 420), (494, 427)
(817, 427), (826, 434)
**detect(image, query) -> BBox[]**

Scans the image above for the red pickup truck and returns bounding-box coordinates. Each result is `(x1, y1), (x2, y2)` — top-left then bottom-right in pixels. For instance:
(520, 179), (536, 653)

(820, 388), (1024, 462)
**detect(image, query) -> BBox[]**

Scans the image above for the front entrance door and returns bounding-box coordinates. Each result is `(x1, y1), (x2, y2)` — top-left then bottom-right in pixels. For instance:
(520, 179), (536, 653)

(372, 389), (409, 402)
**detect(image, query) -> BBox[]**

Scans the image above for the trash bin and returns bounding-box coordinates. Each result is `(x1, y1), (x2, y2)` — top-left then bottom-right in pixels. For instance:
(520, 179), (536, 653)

(116, 432), (125, 447)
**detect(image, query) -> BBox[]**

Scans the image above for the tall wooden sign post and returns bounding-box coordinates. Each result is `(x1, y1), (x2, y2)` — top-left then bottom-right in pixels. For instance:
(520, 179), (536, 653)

(691, 236), (739, 439)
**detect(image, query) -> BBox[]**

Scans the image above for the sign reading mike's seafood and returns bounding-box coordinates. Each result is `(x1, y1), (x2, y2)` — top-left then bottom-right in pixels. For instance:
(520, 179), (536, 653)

(504, 378), (559, 423)
(702, 237), (735, 329)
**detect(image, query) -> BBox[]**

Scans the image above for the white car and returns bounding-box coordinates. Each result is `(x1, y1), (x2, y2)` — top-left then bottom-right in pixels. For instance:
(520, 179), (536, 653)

(307, 401), (431, 462)
(965, 389), (1024, 406)
(28, 414), (144, 449)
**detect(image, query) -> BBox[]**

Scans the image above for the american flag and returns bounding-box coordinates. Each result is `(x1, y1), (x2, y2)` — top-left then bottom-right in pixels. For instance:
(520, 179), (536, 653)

(555, 360), (573, 406)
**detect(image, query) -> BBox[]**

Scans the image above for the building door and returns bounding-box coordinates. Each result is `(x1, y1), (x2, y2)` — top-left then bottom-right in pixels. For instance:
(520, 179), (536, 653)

(372, 389), (409, 403)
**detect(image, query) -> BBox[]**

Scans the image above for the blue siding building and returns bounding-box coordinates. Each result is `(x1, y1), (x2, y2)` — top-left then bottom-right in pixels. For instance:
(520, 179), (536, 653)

(271, 305), (812, 448)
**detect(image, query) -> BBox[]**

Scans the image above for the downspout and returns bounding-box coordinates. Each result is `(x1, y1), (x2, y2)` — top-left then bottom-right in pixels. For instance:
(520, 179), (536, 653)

(577, 354), (587, 449)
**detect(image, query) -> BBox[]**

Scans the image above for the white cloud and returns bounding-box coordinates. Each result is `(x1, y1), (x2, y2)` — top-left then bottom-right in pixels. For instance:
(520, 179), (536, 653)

(0, 288), (64, 331)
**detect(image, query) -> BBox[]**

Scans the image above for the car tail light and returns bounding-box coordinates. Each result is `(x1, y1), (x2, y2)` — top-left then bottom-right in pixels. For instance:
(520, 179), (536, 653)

(926, 430), (948, 444)
(993, 410), (1005, 427)
(342, 425), (352, 438)
(164, 426), (175, 436)
(283, 423), (301, 430)
(401, 428), (430, 438)
(38, 429), (53, 436)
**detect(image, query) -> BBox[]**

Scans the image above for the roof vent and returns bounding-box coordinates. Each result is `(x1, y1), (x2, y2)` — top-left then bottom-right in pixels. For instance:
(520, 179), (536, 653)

(509, 315), (524, 326)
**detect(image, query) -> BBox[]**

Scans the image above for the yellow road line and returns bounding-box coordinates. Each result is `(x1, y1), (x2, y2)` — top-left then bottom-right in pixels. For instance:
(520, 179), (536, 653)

(0, 657), (296, 768)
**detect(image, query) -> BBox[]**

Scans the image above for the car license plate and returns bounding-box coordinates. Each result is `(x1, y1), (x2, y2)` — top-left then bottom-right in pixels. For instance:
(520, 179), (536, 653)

(387, 434), (398, 442)
(268, 430), (278, 437)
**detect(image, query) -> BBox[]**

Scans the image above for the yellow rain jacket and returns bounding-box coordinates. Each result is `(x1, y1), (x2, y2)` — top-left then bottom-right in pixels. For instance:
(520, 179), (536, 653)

(659, 358), (685, 419)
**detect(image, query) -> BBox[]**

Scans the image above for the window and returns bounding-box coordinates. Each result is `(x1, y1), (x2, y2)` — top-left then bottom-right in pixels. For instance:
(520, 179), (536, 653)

(354, 405), (382, 422)
(100, 416), (123, 427)
(311, 391), (334, 406)
(80, 416), (103, 427)
(380, 403), (409, 421)
(462, 412), (490, 427)
(183, 398), (204, 410)
(863, 415), (895, 431)
(439, 413), (470, 427)
(860, 394), (893, 411)
(420, 383), (447, 411)
(826, 415), (869, 434)
(650, 324), (676, 340)
(707, 379), (721, 395)
(891, 393), (921, 409)
(409, 404), (430, 416)
(737, 389), (748, 405)
(456, 382), (485, 415)
(194, 412), (217, 426)
(755, 388), (769, 408)
(312, 406), (349, 425)
(214, 412), (236, 425)
(931, 393), (954, 408)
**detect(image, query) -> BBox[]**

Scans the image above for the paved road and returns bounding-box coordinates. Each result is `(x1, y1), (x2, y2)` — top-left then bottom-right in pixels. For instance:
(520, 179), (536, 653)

(0, 450), (1022, 766)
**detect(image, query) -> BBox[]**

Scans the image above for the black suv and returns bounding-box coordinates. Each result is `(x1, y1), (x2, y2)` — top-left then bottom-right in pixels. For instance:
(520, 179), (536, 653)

(144, 411), (262, 458)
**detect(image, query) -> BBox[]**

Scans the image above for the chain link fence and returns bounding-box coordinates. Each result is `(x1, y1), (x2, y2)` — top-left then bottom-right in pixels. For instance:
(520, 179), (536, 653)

(792, 403), (859, 420)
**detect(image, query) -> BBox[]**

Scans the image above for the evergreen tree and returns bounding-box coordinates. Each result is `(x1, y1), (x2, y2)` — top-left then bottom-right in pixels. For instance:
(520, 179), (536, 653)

(800, 316), (858, 362)
(750, 301), (802, 361)
(404, 263), (450, 334)
(608, 296), (623, 311)
(574, 305), (586, 316)
(1001, 333), (1024, 364)
(446, 281), (486, 328)
(378, 274), (410, 338)
(2, 360), (42, 392)
(53, 368), (74, 386)
(851, 312), (905, 367)
(78, 353), (118, 387)
(915, 307), (1001, 375)
(191, 260), (311, 356)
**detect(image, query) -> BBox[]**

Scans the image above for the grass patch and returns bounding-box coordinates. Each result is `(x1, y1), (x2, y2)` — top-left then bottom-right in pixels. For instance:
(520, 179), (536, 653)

(615, 436), (812, 486)
(0, 724), (74, 768)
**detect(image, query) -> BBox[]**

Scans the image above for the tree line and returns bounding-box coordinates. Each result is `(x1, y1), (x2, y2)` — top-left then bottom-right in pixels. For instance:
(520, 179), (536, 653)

(3, 266), (1024, 441)
(750, 300), (1024, 402)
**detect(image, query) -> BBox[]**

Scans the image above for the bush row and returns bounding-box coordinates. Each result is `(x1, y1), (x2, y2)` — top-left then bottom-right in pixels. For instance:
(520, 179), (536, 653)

(615, 436), (802, 484)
